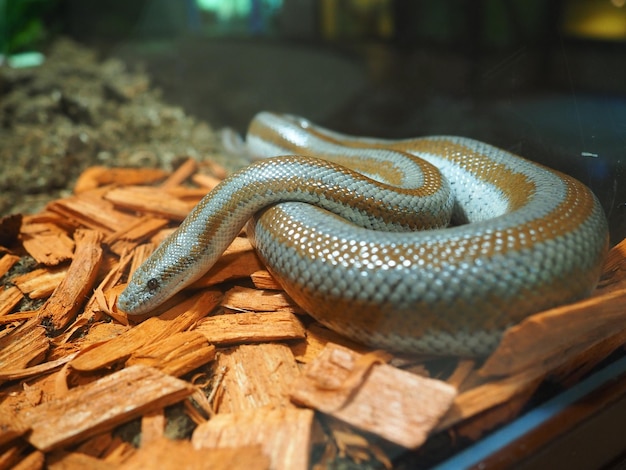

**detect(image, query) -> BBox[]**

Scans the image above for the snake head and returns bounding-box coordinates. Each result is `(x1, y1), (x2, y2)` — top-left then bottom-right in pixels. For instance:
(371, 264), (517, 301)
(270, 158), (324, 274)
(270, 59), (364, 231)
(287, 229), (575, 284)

(117, 267), (170, 316)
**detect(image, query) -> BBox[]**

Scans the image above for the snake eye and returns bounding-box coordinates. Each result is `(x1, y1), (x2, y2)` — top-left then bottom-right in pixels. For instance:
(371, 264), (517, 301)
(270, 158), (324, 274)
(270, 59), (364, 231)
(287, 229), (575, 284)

(147, 278), (159, 291)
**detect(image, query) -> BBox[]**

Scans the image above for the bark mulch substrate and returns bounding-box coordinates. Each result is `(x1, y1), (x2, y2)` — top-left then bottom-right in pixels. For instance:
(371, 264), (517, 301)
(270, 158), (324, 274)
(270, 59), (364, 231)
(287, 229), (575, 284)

(0, 37), (244, 217)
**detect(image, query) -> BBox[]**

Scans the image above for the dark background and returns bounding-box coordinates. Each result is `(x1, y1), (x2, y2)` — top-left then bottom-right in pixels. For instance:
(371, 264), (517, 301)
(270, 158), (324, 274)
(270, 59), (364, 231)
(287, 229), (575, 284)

(5, 0), (626, 243)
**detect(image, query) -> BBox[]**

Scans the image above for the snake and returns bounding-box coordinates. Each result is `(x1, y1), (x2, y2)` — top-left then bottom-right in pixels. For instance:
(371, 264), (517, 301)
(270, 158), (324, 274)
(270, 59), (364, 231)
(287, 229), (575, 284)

(117, 112), (609, 356)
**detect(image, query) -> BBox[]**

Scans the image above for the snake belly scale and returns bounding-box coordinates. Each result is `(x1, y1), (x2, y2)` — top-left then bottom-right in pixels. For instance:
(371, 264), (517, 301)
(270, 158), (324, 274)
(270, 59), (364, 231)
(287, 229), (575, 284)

(117, 112), (608, 356)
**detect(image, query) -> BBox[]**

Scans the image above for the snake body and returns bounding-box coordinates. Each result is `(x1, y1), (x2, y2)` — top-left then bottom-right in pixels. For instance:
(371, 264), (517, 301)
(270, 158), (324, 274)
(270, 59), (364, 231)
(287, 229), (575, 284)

(117, 112), (608, 356)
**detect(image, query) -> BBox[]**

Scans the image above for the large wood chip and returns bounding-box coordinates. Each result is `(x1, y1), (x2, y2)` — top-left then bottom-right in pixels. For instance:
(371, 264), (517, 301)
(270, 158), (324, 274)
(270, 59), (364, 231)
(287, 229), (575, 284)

(20, 365), (195, 452)
(192, 408), (314, 470)
(123, 437), (270, 470)
(38, 229), (103, 331)
(195, 311), (305, 345)
(481, 287), (626, 377)
(291, 344), (457, 449)
(213, 343), (301, 413)
(70, 290), (221, 372)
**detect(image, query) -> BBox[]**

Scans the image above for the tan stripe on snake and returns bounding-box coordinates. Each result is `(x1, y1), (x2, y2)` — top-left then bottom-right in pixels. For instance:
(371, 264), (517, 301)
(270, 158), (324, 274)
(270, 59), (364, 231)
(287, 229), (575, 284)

(117, 112), (609, 356)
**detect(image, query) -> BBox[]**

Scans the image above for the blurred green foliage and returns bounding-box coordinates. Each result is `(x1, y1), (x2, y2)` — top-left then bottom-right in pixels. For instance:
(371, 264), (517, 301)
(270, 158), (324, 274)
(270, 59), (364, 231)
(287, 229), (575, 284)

(1, 0), (58, 55)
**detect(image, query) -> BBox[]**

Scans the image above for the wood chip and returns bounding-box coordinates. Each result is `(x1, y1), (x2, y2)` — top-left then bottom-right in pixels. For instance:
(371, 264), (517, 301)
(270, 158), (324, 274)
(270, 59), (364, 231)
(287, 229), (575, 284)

(0, 444), (30, 470)
(38, 229), (103, 331)
(213, 343), (301, 413)
(0, 351), (78, 382)
(12, 266), (68, 299)
(48, 451), (118, 470)
(71, 432), (133, 463)
(291, 344), (457, 448)
(598, 237), (626, 292)
(437, 367), (545, 433)
(47, 190), (136, 234)
(195, 311), (305, 345)
(12, 450), (45, 470)
(0, 319), (49, 371)
(445, 359), (477, 390)
(0, 409), (30, 447)
(140, 409), (166, 447)
(1, 160), (624, 467)
(0, 310), (37, 324)
(480, 287), (626, 377)
(199, 158), (229, 181)
(452, 375), (544, 442)
(290, 323), (372, 364)
(552, 325), (626, 387)
(73, 166), (168, 193)
(127, 243), (155, 278)
(191, 172), (223, 191)
(124, 437), (270, 470)
(20, 222), (75, 265)
(190, 237), (265, 288)
(104, 215), (169, 255)
(20, 365), (195, 452)
(250, 269), (283, 290)
(69, 290), (221, 372)
(221, 286), (302, 313)
(21, 211), (75, 233)
(160, 157), (197, 188)
(127, 331), (216, 377)
(78, 250), (133, 323)
(0, 286), (23, 316)
(104, 186), (194, 220)
(192, 408), (314, 470)
(0, 253), (20, 277)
